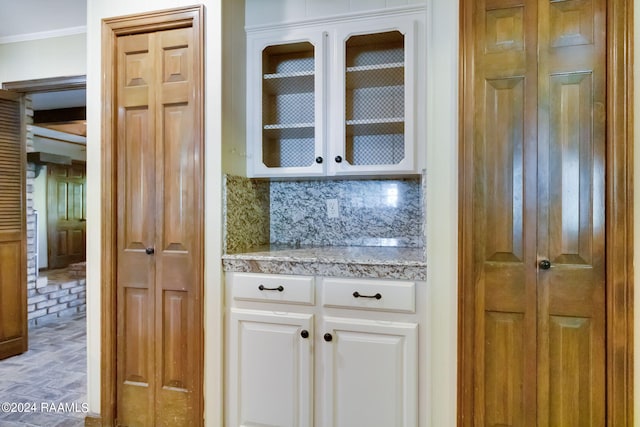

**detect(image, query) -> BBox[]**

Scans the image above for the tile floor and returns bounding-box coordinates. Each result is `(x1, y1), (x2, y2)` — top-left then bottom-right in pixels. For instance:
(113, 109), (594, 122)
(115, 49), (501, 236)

(0, 315), (87, 427)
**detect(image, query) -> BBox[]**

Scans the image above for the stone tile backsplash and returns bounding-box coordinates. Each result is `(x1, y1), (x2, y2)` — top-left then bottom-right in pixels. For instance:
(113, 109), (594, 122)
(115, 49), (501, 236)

(223, 175), (270, 253)
(224, 175), (424, 252)
(270, 178), (423, 247)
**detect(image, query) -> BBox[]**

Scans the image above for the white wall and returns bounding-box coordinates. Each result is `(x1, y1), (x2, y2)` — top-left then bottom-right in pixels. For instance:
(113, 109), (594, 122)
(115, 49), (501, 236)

(0, 33), (86, 83)
(425, 0), (458, 425)
(86, 0), (227, 424)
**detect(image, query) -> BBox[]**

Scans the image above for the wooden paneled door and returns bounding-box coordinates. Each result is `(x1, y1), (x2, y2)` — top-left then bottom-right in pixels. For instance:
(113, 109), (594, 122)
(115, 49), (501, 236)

(47, 163), (86, 269)
(0, 90), (27, 360)
(102, 7), (204, 427)
(458, 0), (633, 425)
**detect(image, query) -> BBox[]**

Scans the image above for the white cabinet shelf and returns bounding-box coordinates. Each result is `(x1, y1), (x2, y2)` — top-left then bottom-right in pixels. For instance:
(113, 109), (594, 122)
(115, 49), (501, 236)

(263, 71), (314, 94)
(246, 8), (425, 177)
(263, 123), (315, 139)
(346, 118), (404, 135)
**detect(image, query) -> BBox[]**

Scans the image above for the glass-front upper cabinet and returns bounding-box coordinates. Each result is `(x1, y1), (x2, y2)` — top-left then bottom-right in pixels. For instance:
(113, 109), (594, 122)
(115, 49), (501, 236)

(247, 30), (326, 177)
(330, 18), (417, 176)
(246, 8), (424, 178)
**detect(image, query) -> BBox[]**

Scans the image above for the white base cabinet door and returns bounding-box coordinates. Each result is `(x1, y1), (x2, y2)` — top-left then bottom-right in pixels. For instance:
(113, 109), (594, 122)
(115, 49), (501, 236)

(320, 316), (418, 427)
(228, 308), (314, 427)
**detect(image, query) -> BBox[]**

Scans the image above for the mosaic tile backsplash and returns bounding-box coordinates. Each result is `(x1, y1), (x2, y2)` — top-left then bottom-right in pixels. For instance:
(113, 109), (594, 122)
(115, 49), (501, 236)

(224, 175), (424, 252)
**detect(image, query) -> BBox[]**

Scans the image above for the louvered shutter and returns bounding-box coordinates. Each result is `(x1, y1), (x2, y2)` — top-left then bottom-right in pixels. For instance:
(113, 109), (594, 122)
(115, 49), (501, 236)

(0, 90), (27, 360)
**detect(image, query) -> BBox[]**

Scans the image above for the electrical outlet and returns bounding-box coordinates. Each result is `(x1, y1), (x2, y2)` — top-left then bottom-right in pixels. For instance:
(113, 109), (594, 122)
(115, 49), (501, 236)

(326, 198), (339, 218)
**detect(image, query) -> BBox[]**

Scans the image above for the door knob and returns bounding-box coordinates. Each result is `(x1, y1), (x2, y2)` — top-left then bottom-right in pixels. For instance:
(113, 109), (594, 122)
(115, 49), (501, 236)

(539, 259), (551, 270)
(300, 330), (309, 339)
(145, 247), (155, 255)
(323, 333), (333, 342)
(315, 156), (323, 164)
(334, 155), (343, 163)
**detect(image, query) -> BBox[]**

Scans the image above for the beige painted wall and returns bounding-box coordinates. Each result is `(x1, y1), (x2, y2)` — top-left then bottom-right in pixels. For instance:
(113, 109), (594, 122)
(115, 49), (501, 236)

(0, 33), (86, 83)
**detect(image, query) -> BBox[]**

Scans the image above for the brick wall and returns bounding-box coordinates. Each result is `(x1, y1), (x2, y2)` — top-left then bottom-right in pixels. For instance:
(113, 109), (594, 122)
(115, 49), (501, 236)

(25, 97), (87, 327)
(27, 275), (87, 327)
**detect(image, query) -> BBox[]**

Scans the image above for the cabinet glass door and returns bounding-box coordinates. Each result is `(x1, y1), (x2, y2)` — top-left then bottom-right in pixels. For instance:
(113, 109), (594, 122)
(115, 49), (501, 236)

(345, 31), (405, 166)
(331, 17), (418, 176)
(256, 39), (325, 176)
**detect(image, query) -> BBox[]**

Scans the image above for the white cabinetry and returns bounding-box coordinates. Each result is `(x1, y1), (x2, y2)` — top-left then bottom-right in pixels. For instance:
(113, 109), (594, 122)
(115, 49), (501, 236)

(321, 317), (417, 427)
(229, 309), (313, 427)
(225, 272), (426, 427)
(246, 8), (425, 178)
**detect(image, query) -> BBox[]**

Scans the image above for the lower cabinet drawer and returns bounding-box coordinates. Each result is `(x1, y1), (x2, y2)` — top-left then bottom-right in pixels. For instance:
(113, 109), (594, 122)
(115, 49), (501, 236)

(230, 273), (315, 305)
(322, 278), (416, 313)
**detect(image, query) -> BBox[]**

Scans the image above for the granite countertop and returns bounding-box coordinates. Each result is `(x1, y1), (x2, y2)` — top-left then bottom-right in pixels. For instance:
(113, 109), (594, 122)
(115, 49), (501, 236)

(222, 245), (426, 281)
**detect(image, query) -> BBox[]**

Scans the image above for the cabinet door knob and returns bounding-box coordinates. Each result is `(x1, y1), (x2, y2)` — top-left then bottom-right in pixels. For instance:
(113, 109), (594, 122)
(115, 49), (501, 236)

(145, 247), (155, 255)
(334, 155), (343, 163)
(323, 333), (333, 342)
(300, 330), (309, 339)
(539, 259), (551, 270)
(315, 156), (323, 164)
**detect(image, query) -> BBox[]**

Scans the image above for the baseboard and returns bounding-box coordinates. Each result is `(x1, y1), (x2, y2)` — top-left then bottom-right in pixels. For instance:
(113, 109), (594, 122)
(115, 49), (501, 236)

(84, 414), (103, 426)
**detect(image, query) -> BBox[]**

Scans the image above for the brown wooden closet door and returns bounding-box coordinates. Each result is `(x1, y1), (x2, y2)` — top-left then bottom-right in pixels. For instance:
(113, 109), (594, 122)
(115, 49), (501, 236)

(536, 0), (605, 424)
(0, 90), (26, 360)
(47, 164), (86, 269)
(116, 26), (202, 427)
(462, 0), (605, 425)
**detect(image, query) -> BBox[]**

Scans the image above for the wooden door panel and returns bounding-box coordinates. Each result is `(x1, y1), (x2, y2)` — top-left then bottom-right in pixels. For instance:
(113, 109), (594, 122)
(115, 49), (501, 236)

(123, 109), (155, 251)
(117, 31), (157, 426)
(538, 0), (605, 424)
(120, 286), (153, 425)
(161, 290), (188, 389)
(0, 91), (27, 360)
(116, 25), (202, 426)
(47, 164), (86, 268)
(0, 239), (24, 342)
(548, 315), (594, 425)
(547, 72), (594, 265)
(461, 0), (632, 425)
(161, 105), (193, 253)
(483, 77), (524, 263)
(484, 311), (524, 427)
(472, 1), (538, 425)
(155, 27), (200, 427)
(123, 287), (152, 384)
(465, 0), (603, 424)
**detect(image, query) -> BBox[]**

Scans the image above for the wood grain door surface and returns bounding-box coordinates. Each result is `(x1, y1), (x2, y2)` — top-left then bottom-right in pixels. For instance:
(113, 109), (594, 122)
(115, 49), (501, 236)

(115, 25), (203, 426)
(0, 90), (27, 360)
(461, 0), (605, 425)
(47, 163), (86, 269)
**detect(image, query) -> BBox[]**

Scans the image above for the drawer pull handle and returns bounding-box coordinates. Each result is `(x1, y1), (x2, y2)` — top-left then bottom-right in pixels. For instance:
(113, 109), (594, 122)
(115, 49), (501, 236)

(353, 291), (382, 300)
(258, 284), (284, 292)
